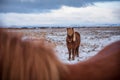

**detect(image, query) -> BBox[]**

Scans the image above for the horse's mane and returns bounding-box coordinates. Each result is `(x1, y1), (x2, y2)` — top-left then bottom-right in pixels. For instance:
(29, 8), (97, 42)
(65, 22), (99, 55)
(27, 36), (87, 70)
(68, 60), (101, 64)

(0, 29), (67, 80)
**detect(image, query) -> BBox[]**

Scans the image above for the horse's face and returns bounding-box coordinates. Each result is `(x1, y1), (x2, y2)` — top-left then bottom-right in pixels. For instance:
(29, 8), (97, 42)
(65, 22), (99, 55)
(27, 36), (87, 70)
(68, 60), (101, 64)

(67, 28), (74, 42)
(67, 28), (74, 36)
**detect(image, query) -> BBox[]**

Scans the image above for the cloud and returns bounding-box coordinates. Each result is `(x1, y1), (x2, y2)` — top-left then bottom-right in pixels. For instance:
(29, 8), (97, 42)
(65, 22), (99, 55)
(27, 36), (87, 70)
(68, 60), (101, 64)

(0, 0), (120, 13)
(0, 1), (120, 27)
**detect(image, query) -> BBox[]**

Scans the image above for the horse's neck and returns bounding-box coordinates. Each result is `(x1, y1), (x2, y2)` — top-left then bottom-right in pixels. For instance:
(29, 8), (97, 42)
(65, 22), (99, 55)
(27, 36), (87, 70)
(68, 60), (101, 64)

(63, 58), (119, 80)
(62, 42), (120, 80)
(61, 63), (91, 80)
(61, 41), (120, 80)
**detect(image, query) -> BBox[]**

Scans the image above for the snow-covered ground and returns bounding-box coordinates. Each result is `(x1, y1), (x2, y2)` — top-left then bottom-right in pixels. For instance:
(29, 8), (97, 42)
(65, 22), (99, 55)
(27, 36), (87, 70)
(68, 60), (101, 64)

(7, 27), (120, 64)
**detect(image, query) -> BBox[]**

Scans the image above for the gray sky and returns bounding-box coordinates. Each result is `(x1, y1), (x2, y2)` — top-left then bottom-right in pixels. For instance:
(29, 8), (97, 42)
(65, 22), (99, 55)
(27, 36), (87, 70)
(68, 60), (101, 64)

(0, 0), (120, 27)
(0, 0), (119, 13)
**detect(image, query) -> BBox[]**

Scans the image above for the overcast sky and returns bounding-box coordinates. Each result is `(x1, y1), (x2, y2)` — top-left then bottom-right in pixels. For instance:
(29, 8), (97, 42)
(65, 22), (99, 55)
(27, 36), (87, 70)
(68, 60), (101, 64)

(0, 0), (120, 27)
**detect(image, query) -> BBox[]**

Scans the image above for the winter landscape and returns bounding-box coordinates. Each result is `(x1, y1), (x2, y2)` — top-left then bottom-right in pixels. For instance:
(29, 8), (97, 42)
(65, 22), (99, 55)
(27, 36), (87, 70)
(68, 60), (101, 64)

(7, 27), (120, 64)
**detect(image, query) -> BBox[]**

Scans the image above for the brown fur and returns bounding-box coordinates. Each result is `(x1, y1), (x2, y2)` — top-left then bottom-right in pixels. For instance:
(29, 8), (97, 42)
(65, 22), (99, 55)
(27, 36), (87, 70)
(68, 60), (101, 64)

(66, 28), (80, 60)
(0, 29), (120, 80)
(0, 29), (67, 80)
(61, 40), (120, 80)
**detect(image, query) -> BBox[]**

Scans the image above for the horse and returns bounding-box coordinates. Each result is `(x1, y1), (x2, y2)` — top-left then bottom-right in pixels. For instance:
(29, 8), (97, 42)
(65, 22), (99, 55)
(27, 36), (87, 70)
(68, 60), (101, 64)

(66, 28), (80, 60)
(0, 29), (120, 80)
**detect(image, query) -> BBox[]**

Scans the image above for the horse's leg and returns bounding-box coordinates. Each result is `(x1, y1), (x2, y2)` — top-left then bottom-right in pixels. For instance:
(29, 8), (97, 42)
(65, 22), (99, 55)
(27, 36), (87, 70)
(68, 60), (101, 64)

(72, 49), (75, 60)
(68, 48), (71, 60)
(76, 46), (79, 57)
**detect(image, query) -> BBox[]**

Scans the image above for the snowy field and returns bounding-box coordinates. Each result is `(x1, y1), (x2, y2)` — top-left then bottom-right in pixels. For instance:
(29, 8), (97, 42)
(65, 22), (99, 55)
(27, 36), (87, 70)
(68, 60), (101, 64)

(7, 27), (120, 64)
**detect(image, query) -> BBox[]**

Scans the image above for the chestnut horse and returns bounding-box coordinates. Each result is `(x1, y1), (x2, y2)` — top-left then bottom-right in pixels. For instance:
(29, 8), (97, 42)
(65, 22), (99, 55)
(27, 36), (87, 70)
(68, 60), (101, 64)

(0, 29), (120, 80)
(66, 28), (80, 60)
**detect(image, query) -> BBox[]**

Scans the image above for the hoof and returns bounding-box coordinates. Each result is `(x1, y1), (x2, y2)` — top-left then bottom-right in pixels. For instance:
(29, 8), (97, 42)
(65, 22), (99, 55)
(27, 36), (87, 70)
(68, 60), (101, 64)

(68, 57), (71, 61)
(72, 57), (75, 60)
(77, 55), (79, 57)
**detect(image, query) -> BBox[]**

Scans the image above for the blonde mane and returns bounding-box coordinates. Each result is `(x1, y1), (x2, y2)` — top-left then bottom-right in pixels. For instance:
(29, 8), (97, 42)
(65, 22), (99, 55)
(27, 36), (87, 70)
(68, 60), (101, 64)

(0, 29), (67, 80)
(73, 33), (76, 41)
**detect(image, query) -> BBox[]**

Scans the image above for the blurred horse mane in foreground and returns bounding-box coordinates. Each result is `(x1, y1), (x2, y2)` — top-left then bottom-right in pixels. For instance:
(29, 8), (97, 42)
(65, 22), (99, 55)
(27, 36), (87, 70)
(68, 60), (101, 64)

(0, 29), (120, 80)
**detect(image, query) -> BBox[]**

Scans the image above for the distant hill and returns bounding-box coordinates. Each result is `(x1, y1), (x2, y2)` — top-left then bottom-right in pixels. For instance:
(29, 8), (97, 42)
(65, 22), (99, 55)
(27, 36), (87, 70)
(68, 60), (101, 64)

(0, 24), (120, 28)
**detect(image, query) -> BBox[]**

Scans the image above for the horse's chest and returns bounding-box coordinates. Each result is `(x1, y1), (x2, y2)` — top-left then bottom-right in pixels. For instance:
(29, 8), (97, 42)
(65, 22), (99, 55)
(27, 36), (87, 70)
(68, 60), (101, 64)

(67, 41), (76, 48)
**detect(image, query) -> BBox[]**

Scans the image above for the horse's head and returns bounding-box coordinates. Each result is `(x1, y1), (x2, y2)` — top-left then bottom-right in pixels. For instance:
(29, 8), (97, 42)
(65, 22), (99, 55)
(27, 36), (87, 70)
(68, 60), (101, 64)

(67, 28), (74, 36)
(67, 28), (74, 42)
